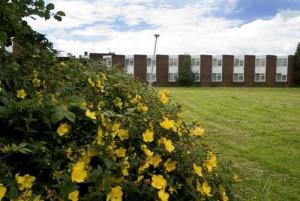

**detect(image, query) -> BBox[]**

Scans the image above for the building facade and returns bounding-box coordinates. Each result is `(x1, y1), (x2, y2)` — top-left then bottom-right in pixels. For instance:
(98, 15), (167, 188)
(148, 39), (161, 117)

(89, 53), (296, 87)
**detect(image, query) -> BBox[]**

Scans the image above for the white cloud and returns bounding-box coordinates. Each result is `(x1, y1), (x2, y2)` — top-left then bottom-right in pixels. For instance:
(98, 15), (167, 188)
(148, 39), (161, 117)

(26, 0), (300, 56)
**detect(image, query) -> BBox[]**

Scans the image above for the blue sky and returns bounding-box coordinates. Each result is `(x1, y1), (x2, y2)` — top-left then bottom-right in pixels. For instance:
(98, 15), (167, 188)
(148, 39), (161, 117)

(28, 0), (300, 56)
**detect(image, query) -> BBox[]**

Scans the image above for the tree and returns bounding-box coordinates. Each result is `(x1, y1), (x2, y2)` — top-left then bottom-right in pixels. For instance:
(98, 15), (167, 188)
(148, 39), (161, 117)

(0, 0), (65, 56)
(177, 54), (194, 86)
(294, 42), (300, 85)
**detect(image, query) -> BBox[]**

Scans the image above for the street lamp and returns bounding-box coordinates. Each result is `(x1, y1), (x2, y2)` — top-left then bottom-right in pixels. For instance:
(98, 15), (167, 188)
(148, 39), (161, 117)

(149, 34), (160, 87)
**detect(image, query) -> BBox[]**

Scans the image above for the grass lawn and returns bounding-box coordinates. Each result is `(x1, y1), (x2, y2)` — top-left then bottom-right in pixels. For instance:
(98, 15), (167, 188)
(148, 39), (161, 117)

(163, 87), (300, 201)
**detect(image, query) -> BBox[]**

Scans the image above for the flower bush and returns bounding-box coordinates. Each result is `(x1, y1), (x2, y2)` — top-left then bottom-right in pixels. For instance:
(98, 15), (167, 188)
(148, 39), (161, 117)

(0, 58), (233, 201)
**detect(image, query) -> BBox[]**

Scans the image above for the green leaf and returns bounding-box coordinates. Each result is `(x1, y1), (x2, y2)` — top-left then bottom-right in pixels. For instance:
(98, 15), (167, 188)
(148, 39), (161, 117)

(65, 111), (76, 123)
(51, 112), (65, 124)
(46, 3), (55, 10)
(54, 15), (62, 21)
(57, 11), (66, 16)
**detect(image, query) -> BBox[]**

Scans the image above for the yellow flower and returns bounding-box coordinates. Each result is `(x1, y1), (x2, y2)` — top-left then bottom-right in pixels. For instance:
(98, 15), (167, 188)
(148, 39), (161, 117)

(137, 103), (148, 113)
(158, 189), (169, 201)
(115, 147), (126, 158)
(204, 152), (217, 172)
(232, 174), (241, 183)
(197, 181), (212, 197)
(71, 161), (87, 183)
(16, 89), (27, 99)
(151, 174), (167, 189)
(33, 195), (42, 201)
(0, 184), (7, 201)
(114, 97), (123, 109)
(111, 122), (121, 137)
(159, 90), (170, 104)
(85, 109), (96, 120)
(96, 127), (103, 145)
(15, 173), (36, 190)
(193, 163), (203, 177)
(57, 123), (71, 136)
(66, 147), (73, 159)
(136, 175), (144, 183)
(106, 186), (123, 201)
(121, 160), (130, 176)
(88, 77), (95, 87)
(32, 78), (41, 87)
(141, 144), (154, 157)
(219, 187), (229, 201)
(191, 126), (205, 137)
(130, 94), (141, 104)
(118, 129), (128, 141)
(164, 158), (177, 172)
(143, 129), (154, 142)
(160, 118), (176, 130)
(160, 138), (175, 153)
(68, 190), (79, 201)
(100, 72), (107, 81)
(148, 154), (162, 168)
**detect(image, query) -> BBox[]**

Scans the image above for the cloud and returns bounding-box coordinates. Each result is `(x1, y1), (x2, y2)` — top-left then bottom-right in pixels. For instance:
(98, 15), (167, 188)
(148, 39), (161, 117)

(26, 0), (300, 56)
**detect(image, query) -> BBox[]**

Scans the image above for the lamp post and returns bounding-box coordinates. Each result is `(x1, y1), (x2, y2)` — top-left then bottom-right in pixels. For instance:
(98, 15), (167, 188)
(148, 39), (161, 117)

(149, 34), (159, 87)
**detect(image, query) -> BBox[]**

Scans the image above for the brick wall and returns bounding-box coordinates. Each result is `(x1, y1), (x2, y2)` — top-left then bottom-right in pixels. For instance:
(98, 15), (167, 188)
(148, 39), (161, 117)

(266, 55), (276, 87)
(134, 55), (147, 83)
(244, 55), (255, 86)
(200, 55), (212, 86)
(287, 55), (296, 86)
(223, 55), (234, 87)
(112, 55), (125, 70)
(156, 55), (169, 86)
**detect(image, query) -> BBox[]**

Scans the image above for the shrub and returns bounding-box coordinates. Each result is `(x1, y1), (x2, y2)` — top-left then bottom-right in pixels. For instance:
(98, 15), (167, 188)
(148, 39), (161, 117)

(177, 55), (194, 86)
(0, 58), (234, 200)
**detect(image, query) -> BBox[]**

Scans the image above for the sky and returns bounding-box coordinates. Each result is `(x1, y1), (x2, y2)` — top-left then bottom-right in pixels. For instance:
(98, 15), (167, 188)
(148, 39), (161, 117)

(26, 0), (300, 56)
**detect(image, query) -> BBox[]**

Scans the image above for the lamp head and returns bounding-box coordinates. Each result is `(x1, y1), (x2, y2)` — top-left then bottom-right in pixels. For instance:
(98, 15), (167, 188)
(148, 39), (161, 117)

(154, 34), (160, 38)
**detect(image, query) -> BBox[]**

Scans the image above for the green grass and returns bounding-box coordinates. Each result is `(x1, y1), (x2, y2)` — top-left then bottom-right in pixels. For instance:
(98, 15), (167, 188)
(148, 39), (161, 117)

(163, 87), (300, 201)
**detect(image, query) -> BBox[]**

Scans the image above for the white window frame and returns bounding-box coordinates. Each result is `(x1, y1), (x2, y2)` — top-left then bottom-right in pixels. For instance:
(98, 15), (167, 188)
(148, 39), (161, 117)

(191, 56), (201, 82)
(102, 55), (112, 70)
(255, 55), (266, 82)
(168, 55), (178, 82)
(276, 56), (288, 82)
(233, 55), (245, 82)
(212, 56), (222, 82)
(125, 55), (134, 76)
(147, 55), (156, 82)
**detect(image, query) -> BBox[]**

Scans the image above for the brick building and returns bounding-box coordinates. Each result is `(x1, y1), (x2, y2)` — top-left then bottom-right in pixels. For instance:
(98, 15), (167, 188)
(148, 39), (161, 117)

(89, 53), (296, 87)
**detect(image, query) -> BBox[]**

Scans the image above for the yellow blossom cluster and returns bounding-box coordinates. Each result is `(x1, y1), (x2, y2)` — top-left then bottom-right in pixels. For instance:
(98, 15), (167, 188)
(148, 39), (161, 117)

(159, 90), (170, 104)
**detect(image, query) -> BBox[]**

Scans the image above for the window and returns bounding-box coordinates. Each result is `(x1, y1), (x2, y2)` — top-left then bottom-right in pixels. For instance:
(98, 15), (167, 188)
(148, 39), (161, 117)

(255, 58), (266, 67)
(276, 73), (287, 82)
(168, 73), (178, 82)
(212, 56), (222, 82)
(193, 73), (200, 82)
(147, 58), (156, 66)
(169, 57), (178, 66)
(233, 73), (244, 82)
(146, 73), (156, 82)
(255, 56), (266, 82)
(233, 56), (244, 82)
(191, 56), (200, 82)
(147, 56), (156, 82)
(212, 73), (222, 82)
(125, 58), (134, 66)
(255, 73), (265, 82)
(125, 56), (134, 75)
(276, 57), (288, 82)
(191, 58), (200, 66)
(102, 55), (112, 70)
(169, 56), (178, 82)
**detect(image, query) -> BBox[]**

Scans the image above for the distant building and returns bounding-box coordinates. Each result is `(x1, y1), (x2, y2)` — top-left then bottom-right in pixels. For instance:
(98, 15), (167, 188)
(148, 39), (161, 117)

(88, 52), (296, 87)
